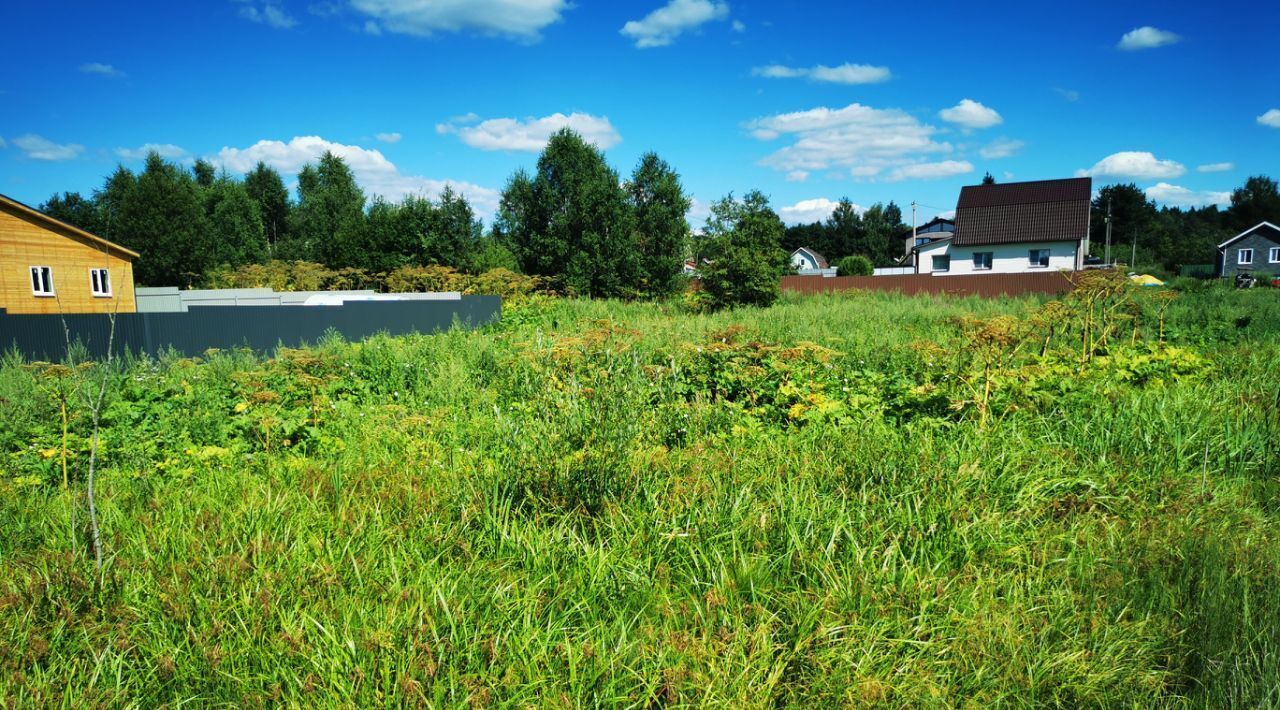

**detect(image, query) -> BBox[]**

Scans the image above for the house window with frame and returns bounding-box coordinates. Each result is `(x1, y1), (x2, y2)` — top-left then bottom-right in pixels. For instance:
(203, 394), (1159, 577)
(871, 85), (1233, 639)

(90, 268), (112, 297)
(931, 255), (950, 272)
(1029, 249), (1050, 267)
(1238, 248), (1253, 265)
(972, 252), (993, 270)
(1269, 247), (1280, 263)
(30, 266), (54, 296)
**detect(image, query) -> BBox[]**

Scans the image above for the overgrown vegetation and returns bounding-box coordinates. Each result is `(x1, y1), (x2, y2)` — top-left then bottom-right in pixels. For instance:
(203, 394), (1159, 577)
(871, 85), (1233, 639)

(2, 283), (1279, 705)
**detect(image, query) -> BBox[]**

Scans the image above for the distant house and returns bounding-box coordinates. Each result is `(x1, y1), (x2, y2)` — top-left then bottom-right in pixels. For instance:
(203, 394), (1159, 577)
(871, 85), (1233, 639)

(791, 247), (837, 276)
(913, 177), (1091, 276)
(1216, 222), (1280, 280)
(901, 216), (955, 260)
(0, 193), (139, 314)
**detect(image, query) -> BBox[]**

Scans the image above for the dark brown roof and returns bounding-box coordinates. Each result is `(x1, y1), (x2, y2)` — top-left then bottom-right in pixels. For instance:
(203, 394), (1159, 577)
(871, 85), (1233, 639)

(953, 177), (1091, 246)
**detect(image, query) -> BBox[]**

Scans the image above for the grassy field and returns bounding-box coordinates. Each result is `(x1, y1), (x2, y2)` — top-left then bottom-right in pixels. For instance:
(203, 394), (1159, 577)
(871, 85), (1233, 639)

(2, 283), (1279, 706)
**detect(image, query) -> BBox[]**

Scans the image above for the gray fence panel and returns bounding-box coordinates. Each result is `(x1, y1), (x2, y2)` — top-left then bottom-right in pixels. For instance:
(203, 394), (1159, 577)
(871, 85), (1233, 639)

(0, 295), (500, 361)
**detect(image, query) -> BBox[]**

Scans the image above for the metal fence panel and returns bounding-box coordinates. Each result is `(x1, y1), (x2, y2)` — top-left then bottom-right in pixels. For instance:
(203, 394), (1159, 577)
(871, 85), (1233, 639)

(781, 271), (1074, 298)
(0, 296), (500, 361)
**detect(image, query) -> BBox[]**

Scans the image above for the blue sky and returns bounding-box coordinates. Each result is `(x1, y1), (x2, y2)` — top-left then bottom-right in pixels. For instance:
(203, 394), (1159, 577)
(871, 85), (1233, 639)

(1, 0), (1277, 227)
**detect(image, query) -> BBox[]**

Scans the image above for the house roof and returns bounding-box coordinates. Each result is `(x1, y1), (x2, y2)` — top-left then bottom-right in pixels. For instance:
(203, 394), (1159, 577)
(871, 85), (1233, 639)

(0, 193), (140, 259)
(898, 216), (955, 239)
(1217, 221), (1280, 249)
(952, 177), (1091, 247)
(911, 236), (952, 253)
(791, 247), (829, 268)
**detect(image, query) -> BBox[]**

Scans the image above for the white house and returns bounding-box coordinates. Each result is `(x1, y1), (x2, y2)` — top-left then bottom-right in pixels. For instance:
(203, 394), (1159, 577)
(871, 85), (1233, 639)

(912, 177), (1091, 275)
(790, 247), (838, 276)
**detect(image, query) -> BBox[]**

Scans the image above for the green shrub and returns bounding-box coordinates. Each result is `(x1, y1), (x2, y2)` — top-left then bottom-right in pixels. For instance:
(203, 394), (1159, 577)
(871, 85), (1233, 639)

(836, 255), (874, 276)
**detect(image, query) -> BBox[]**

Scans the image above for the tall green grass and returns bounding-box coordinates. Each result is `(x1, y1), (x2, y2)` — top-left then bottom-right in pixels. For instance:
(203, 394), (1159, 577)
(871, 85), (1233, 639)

(1, 288), (1278, 706)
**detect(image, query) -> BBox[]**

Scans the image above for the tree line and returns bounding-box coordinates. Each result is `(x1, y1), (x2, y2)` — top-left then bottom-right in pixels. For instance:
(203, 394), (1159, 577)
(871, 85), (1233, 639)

(38, 130), (1280, 306)
(37, 128), (793, 307)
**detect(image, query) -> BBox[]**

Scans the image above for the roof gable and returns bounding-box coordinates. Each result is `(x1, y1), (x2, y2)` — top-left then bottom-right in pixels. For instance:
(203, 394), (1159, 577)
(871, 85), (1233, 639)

(791, 247), (829, 268)
(1217, 221), (1280, 249)
(0, 193), (140, 259)
(953, 177), (1091, 247)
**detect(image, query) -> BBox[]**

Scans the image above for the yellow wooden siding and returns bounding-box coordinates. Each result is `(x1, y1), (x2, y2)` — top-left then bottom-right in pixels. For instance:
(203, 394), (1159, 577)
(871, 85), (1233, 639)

(0, 205), (137, 314)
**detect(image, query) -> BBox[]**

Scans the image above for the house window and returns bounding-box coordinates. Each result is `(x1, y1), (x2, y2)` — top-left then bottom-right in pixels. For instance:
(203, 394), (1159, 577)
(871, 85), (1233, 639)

(1238, 249), (1253, 265)
(1029, 249), (1050, 268)
(30, 266), (54, 296)
(90, 268), (112, 297)
(1269, 247), (1280, 263)
(972, 252), (993, 270)
(932, 255), (950, 272)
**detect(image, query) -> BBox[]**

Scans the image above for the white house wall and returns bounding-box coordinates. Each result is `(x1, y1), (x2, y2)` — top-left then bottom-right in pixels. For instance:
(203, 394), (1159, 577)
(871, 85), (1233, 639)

(916, 241), (1079, 275)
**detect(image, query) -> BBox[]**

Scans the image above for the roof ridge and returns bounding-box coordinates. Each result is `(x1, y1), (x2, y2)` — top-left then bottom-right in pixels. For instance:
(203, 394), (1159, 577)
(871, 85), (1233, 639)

(0, 193), (140, 259)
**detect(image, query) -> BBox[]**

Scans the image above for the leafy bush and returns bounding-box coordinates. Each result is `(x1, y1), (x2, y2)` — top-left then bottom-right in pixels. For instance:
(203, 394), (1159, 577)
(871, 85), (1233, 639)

(836, 254), (874, 276)
(697, 191), (788, 310)
(204, 260), (376, 291)
(383, 264), (470, 293)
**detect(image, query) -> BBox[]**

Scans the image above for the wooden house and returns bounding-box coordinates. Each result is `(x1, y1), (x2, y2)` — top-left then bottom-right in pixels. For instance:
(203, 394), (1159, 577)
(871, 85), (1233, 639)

(0, 194), (138, 314)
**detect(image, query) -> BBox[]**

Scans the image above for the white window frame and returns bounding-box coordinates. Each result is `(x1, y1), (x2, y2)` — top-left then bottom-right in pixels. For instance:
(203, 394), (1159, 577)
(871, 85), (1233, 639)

(972, 252), (993, 270)
(1029, 249), (1050, 268)
(30, 266), (55, 296)
(1238, 248), (1253, 265)
(1269, 247), (1280, 263)
(89, 267), (112, 297)
(932, 254), (951, 273)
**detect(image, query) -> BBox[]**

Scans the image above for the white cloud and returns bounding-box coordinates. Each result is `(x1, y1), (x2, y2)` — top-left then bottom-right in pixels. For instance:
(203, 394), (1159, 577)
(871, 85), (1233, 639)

(731, 19), (745, 32)
(747, 102), (953, 178)
(978, 137), (1024, 159)
(0, 136), (6, 149)
(752, 62), (891, 85)
(12, 134), (84, 161)
(785, 170), (809, 182)
(80, 62), (123, 77)
(1144, 183), (1231, 208)
(1054, 87), (1080, 102)
(375, 132), (402, 143)
(939, 99), (1002, 129)
(238, 2), (298, 29)
(437, 112), (621, 151)
(308, 1), (342, 16)
(1258, 109), (1280, 128)
(686, 196), (712, 232)
(1117, 26), (1180, 51)
(115, 143), (189, 160)
(1077, 151), (1186, 179)
(352, 0), (567, 40)
(621, 0), (729, 48)
(778, 197), (860, 225)
(885, 160), (973, 182)
(209, 135), (500, 217)
(1197, 162), (1233, 173)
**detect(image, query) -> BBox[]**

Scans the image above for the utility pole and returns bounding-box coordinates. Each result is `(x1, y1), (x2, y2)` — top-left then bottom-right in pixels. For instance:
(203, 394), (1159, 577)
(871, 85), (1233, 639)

(1131, 229), (1137, 268)
(911, 201), (918, 242)
(1104, 198), (1113, 266)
